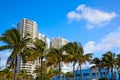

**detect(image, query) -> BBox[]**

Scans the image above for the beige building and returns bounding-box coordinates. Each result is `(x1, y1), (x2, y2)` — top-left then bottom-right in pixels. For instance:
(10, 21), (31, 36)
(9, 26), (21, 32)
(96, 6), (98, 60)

(51, 37), (70, 69)
(38, 33), (46, 41)
(18, 18), (39, 75)
(18, 18), (50, 77)
(51, 37), (68, 49)
(38, 33), (50, 48)
(18, 18), (38, 40)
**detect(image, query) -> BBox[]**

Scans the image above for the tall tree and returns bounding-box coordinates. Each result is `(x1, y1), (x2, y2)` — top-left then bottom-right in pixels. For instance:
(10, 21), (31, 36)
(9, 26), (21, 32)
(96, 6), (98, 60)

(115, 54), (120, 79)
(91, 57), (102, 78)
(63, 42), (84, 80)
(74, 43), (92, 80)
(17, 69), (32, 80)
(65, 72), (73, 80)
(77, 53), (92, 80)
(102, 51), (116, 79)
(46, 47), (63, 80)
(0, 28), (30, 80)
(0, 68), (14, 80)
(33, 38), (47, 80)
(34, 65), (41, 77)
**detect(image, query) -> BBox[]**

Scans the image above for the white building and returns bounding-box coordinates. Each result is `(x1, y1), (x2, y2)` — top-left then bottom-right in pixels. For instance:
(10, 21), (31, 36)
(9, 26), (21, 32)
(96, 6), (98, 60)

(38, 33), (45, 41)
(51, 37), (70, 72)
(18, 18), (50, 77)
(38, 33), (50, 48)
(18, 18), (38, 40)
(18, 18), (39, 75)
(51, 37), (68, 49)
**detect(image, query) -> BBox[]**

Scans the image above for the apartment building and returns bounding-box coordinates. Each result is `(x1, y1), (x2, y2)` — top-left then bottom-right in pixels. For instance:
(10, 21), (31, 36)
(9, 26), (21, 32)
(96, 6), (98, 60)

(50, 37), (70, 70)
(51, 37), (68, 49)
(18, 18), (38, 40)
(18, 18), (39, 75)
(18, 18), (50, 77)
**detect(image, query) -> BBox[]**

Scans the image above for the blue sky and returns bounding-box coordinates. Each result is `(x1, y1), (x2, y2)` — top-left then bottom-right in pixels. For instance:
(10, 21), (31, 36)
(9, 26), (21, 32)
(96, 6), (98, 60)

(0, 0), (120, 68)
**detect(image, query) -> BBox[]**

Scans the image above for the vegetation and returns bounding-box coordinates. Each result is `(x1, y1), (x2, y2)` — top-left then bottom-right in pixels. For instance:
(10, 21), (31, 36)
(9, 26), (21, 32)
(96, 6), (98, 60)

(46, 47), (63, 80)
(63, 42), (92, 80)
(17, 69), (33, 80)
(32, 38), (47, 80)
(98, 78), (108, 80)
(91, 57), (103, 77)
(0, 28), (120, 80)
(101, 51), (116, 79)
(0, 28), (30, 80)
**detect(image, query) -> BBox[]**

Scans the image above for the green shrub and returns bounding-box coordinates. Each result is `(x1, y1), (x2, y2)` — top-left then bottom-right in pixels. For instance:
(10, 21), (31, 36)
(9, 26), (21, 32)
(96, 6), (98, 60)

(98, 78), (108, 80)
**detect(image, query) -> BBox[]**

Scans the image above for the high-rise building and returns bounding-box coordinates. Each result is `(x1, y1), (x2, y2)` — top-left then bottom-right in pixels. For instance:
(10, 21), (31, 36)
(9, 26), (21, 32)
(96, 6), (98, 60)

(18, 18), (38, 75)
(51, 37), (70, 69)
(18, 18), (51, 77)
(38, 33), (50, 48)
(18, 18), (38, 40)
(38, 33), (46, 41)
(51, 37), (68, 49)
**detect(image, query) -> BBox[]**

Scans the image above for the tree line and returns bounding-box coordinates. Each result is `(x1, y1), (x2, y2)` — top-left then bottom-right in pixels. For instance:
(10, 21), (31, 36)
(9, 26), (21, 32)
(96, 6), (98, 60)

(0, 28), (120, 80)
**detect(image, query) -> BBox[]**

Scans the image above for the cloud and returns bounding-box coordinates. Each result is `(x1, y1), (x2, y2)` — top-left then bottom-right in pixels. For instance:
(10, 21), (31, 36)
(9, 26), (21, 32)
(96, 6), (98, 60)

(0, 59), (7, 67)
(67, 11), (82, 22)
(67, 4), (117, 29)
(84, 27), (120, 53)
(84, 41), (96, 53)
(0, 50), (11, 67)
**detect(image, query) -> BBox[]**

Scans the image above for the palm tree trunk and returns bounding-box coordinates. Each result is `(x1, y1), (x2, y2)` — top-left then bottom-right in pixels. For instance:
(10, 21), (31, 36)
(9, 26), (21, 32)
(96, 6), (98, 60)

(99, 68), (101, 78)
(105, 68), (109, 78)
(58, 62), (61, 80)
(13, 56), (17, 80)
(13, 72), (16, 80)
(111, 67), (113, 80)
(73, 65), (75, 80)
(40, 56), (43, 80)
(117, 68), (120, 80)
(79, 62), (82, 80)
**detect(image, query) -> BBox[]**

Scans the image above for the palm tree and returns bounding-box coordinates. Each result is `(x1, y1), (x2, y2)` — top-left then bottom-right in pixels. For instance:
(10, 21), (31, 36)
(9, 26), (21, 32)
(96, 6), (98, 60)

(33, 65), (41, 78)
(77, 53), (93, 80)
(63, 42), (83, 80)
(32, 38), (47, 80)
(74, 43), (92, 80)
(91, 57), (102, 78)
(0, 70), (6, 80)
(0, 28), (30, 80)
(17, 69), (32, 80)
(0, 67), (14, 80)
(46, 47), (63, 80)
(34, 65), (56, 80)
(65, 72), (73, 80)
(101, 51), (116, 79)
(47, 68), (57, 79)
(115, 54), (120, 79)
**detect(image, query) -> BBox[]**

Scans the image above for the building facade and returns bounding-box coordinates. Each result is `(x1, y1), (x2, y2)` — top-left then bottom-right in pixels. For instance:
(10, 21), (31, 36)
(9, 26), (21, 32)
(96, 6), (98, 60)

(38, 33), (50, 48)
(18, 18), (38, 40)
(51, 37), (68, 49)
(18, 18), (39, 75)
(51, 37), (70, 70)
(18, 18), (50, 77)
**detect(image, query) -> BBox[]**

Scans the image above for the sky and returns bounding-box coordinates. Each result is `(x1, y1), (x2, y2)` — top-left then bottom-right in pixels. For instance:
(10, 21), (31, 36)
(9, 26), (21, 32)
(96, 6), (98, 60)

(0, 0), (120, 69)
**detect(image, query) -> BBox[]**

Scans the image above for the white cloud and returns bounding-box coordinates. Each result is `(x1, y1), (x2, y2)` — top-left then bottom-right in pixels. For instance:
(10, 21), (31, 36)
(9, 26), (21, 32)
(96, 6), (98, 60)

(0, 50), (11, 67)
(84, 41), (96, 53)
(67, 11), (81, 22)
(0, 59), (7, 67)
(84, 26), (120, 53)
(67, 4), (117, 29)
